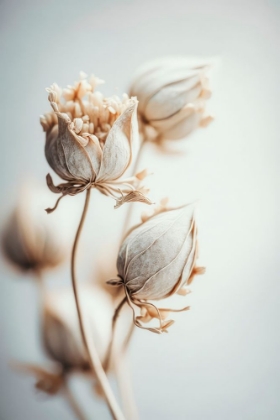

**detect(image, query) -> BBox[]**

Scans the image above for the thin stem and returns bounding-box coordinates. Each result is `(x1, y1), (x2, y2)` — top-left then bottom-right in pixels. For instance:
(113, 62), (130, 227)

(103, 296), (127, 372)
(63, 378), (88, 420)
(122, 319), (135, 354)
(120, 140), (145, 240)
(115, 357), (139, 420)
(71, 189), (125, 420)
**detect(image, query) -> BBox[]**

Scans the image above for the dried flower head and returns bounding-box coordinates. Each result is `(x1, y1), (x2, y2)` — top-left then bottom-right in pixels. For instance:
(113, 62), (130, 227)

(129, 57), (213, 142)
(40, 72), (152, 212)
(108, 203), (205, 333)
(2, 183), (66, 274)
(42, 285), (114, 372)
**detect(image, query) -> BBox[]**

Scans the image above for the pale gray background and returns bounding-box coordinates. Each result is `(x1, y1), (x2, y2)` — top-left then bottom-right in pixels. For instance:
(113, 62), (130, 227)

(0, 0), (279, 419)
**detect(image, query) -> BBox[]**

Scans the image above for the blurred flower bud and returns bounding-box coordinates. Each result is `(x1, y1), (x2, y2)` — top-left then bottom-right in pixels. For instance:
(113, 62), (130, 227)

(109, 204), (205, 333)
(129, 57), (213, 142)
(42, 285), (114, 372)
(2, 183), (67, 274)
(41, 73), (152, 212)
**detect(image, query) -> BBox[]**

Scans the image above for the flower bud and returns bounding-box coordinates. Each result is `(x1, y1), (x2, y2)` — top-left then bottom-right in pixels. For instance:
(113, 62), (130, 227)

(41, 73), (152, 212)
(129, 57), (213, 141)
(42, 285), (113, 372)
(2, 183), (66, 274)
(111, 204), (205, 333)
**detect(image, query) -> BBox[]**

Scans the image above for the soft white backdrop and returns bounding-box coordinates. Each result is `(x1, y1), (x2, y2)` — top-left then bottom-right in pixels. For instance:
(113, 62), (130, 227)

(0, 0), (279, 419)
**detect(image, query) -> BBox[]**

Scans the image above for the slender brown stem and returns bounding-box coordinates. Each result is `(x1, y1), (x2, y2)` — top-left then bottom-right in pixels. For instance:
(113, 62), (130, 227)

(122, 319), (135, 354)
(71, 189), (125, 420)
(103, 296), (127, 372)
(120, 140), (146, 240)
(115, 357), (139, 420)
(63, 378), (88, 420)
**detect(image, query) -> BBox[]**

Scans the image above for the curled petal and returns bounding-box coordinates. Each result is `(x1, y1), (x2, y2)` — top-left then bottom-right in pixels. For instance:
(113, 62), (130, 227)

(96, 99), (138, 182)
(11, 362), (63, 396)
(114, 190), (154, 209)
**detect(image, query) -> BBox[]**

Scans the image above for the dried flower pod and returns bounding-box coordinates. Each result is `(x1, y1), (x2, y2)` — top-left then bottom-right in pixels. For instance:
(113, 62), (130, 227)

(109, 204), (205, 333)
(129, 57), (213, 142)
(41, 72), (152, 212)
(2, 183), (66, 274)
(42, 285), (114, 372)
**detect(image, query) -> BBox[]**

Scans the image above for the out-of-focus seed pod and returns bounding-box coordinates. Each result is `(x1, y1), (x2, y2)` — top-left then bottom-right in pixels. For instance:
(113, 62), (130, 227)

(42, 285), (114, 372)
(1, 183), (67, 274)
(109, 204), (205, 333)
(129, 57), (213, 142)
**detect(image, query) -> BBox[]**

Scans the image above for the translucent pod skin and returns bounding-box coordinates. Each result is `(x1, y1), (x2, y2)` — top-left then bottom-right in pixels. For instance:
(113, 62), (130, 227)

(118, 205), (197, 299)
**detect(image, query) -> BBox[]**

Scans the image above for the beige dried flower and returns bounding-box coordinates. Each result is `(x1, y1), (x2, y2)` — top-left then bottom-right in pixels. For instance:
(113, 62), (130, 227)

(129, 57), (213, 142)
(108, 203), (205, 333)
(40, 72), (152, 212)
(2, 183), (66, 274)
(42, 285), (114, 373)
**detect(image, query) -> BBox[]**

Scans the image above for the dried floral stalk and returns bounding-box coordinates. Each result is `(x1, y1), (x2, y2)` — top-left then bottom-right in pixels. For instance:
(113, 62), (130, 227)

(62, 380), (88, 420)
(120, 141), (146, 240)
(70, 189), (125, 420)
(115, 357), (139, 420)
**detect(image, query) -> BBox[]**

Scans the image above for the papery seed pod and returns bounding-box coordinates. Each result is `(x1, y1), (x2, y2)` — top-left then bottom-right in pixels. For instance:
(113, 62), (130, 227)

(42, 285), (115, 372)
(1, 183), (67, 274)
(129, 57), (213, 142)
(41, 72), (152, 212)
(109, 204), (205, 333)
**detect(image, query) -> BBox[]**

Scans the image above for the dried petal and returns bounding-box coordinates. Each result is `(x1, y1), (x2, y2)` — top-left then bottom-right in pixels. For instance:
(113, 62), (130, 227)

(114, 190), (153, 209)
(12, 363), (63, 396)
(96, 98), (138, 182)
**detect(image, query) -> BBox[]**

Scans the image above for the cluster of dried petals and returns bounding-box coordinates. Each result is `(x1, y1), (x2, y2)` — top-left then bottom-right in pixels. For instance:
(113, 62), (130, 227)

(108, 204), (205, 333)
(13, 363), (64, 396)
(40, 72), (152, 212)
(1, 184), (66, 274)
(42, 285), (115, 373)
(129, 57), (213, 142)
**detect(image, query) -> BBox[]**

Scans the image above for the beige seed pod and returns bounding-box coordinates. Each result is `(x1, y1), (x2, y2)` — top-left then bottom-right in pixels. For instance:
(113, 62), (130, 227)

(129, 56), (213, 142)
(42, 285), (115, 373)
(109, 203), (205, 333)
(41, 73), (152, 212)
(2, 183), (67, 274)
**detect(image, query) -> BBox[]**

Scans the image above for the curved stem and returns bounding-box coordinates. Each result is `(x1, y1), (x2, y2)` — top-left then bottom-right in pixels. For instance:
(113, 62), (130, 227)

(63, 378), (88, 420)
(122, 319), (135, 354)
(120, 140), (146, 240)
(71, 189), (125, 420)
(103, 296), (127, 372)
(115, 357), (139, 420)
